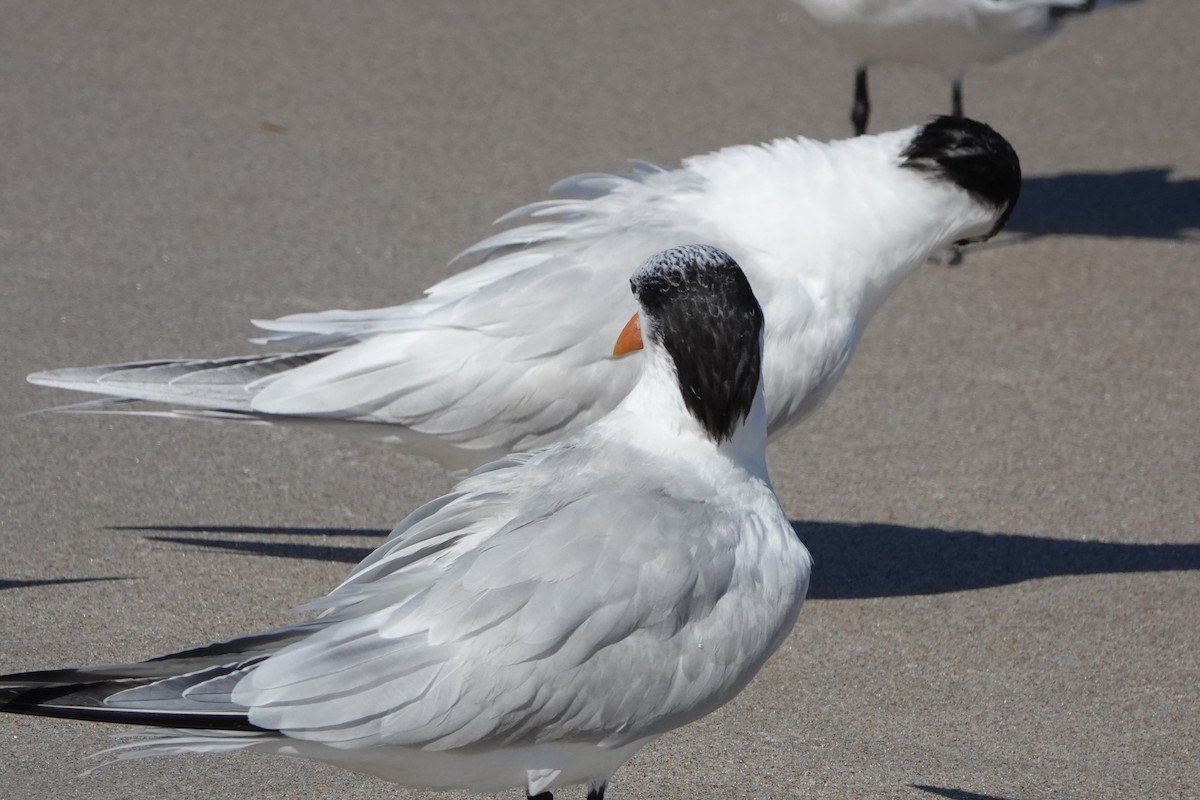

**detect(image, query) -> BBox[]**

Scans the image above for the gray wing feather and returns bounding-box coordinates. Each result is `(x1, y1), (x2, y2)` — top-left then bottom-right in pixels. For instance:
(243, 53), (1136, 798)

(231, 450), (794, 751)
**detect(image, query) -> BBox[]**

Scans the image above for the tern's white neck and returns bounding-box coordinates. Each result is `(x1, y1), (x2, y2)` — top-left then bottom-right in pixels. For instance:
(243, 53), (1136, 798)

(610, 342), (770, 484)
(810, 136), (997, 325)
(694, 128), (999, 337)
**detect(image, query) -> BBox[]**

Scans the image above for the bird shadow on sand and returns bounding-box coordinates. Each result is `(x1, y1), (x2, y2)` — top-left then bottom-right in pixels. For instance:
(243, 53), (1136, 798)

(1002, 167), (1200, 241)
(109, 522), (1200, 600)
(793, 521), (1200, 599)
(0, 576), (129, 592)
(911, 786), (1024, 800)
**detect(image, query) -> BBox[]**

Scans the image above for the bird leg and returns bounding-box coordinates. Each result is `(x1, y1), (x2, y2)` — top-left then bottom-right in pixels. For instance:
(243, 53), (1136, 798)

(852, 67), (870, 135)
(951, 79), (963, 118)
(525, 784), (605, 800)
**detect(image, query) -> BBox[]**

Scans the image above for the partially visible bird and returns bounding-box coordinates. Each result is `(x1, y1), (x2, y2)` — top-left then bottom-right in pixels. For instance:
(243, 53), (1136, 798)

(29, 116), (1020, 472)
(790, 0), (1136, 134)
(1, 245), (814, 800)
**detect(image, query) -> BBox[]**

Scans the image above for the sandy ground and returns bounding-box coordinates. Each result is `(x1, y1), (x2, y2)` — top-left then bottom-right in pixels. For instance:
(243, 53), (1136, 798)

(1, 1), (1196, 798)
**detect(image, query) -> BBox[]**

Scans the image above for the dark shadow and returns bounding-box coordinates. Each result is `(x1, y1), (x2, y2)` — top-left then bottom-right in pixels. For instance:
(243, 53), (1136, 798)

(913, 786), (1026, 800)
(1005, 168), (1200, 240)
(109, 524), (388, 539)
(120, 522), (1200, 600)
(146, 536), (374, 563)
(797, 521), (1200, 599)
(111, 524), (389, 566)
(0, 577), (129, 592)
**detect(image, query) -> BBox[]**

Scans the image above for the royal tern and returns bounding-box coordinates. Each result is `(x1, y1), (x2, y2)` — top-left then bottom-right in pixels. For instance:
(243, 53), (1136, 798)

(790, 0), (1135, 134)
(2, 245), (814, 800)
(30, 116), (1020, 471)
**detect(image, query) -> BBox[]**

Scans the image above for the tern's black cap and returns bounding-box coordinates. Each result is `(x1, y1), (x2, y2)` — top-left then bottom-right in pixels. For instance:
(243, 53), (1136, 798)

(902, 116), (1023, 241)
(631, 245), (764, 443)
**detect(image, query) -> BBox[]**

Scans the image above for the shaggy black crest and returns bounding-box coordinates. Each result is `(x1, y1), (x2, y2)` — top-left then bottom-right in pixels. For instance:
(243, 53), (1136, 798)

(631, 245), (764, 443)
(901, 116), (1023, 242)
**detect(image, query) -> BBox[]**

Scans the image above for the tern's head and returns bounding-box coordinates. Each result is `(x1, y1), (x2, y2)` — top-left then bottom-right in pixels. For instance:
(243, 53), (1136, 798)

(901, 116), (1022, 244)
(617, 244), (765, 444)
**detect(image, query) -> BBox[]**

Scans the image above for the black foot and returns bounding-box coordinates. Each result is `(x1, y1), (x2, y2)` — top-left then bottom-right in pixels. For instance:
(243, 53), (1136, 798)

(528, 792), (553, 800)
(587, 783), (607, 800)
(852, 67), (870, 135)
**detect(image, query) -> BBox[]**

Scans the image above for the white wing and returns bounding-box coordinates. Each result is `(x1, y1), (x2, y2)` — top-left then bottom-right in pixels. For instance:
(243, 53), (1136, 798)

(243, 165), (720, 459)
(30, 121), (1012, 468)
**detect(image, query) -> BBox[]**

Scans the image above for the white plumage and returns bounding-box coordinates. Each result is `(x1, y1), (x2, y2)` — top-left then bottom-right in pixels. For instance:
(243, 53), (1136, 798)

(30, 117), (1020, 471)
(791, 0), (1135, 133)
(1, 246), (813, 800)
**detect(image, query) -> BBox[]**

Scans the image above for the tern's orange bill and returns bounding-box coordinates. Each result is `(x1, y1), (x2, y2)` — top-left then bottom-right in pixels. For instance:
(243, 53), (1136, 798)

(611, 312), (643, 357)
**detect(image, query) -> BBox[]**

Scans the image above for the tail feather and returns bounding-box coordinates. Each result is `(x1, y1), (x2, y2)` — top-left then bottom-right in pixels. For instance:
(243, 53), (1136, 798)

(26, 351), (334, 411)
(84, 729), (272, 774)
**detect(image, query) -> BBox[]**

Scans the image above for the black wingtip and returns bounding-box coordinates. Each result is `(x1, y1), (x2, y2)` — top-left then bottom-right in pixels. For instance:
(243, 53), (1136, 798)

(902, 116), (1023, 240)
(0, 654), (284, 733)
(0, 678), (265, 732)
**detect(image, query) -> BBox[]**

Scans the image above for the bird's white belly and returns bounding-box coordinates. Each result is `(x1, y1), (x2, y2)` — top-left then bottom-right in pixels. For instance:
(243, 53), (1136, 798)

(251, 735), (655, 793)
(811, 4), (1052, 75)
